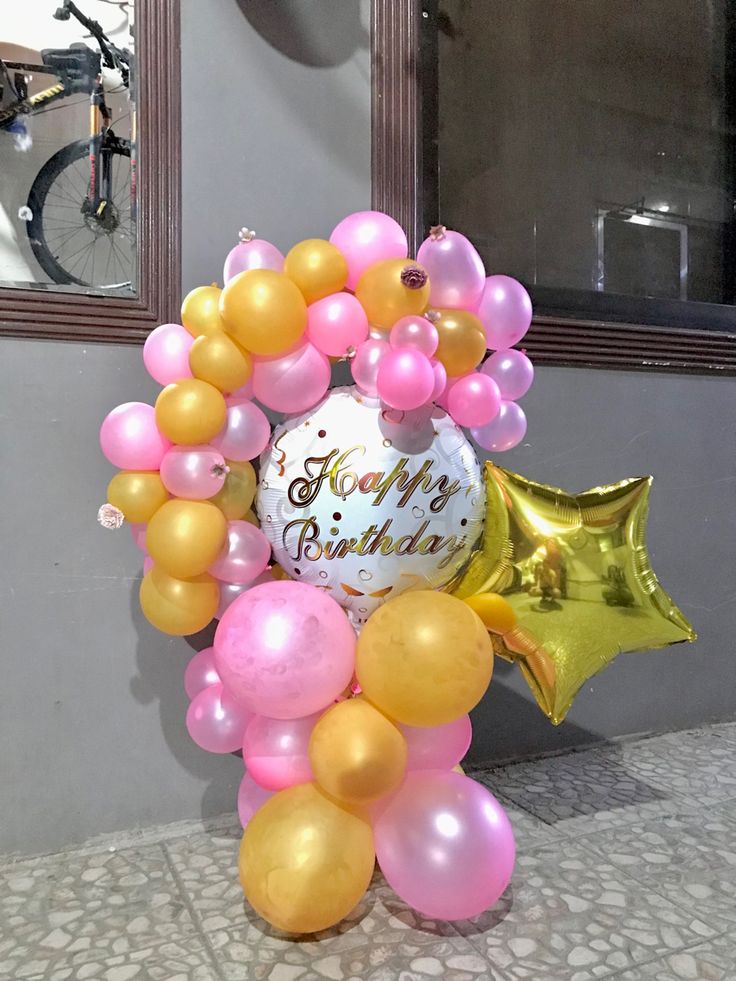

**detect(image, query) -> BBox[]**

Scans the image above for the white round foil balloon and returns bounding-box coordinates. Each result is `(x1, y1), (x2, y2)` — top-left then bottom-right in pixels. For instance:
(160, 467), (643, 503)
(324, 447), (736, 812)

(256, 387), (484, 623)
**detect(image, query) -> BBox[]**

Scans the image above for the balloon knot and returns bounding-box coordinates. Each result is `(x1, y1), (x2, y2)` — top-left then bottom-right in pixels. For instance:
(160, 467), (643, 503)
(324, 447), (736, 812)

(429, 224), (446, 241)
(97, 503), (125, 530)
(211, 463), (230, 478)
(425, 308), (441, 323)
(238, 227), (256, 243)
(400, 265), (428, 290)
(345, 345), (357, 361)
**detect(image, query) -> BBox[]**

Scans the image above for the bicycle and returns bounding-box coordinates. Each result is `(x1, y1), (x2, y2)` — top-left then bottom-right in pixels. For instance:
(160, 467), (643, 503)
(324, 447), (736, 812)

(0, 0), (135, 289)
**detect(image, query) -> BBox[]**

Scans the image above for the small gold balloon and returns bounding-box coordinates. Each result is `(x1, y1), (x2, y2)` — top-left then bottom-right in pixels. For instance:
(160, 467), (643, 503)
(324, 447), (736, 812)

(434, 308), (487, 376)
(243, 509), (259, 526)
(239, 782), (375, 933)
(284, 238), (348, 304)
(189, 332), (253, 393)
(309, 698), (407, 804)
(181, 285), (225, 338)
(155, 379), (227, 445)
(354, 259), (430, 329)
(146, 499), (227, 579)
(107, 471), (168, 523)
(219, 269), (307, 356)
(210, 460), (256, 519)
(139, 566), (219, 636)
(452, 763), (465, 775)
(462, 593), (517, 635)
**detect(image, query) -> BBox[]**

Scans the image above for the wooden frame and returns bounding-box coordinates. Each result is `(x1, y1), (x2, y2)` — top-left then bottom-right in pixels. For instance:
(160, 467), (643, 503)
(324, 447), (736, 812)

(371, 0), (736, 374)
(0, 0), (181, 345)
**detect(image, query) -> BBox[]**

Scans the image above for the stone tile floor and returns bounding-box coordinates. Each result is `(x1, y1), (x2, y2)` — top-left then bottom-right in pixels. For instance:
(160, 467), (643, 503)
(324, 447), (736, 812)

(2, 722), (736, 981)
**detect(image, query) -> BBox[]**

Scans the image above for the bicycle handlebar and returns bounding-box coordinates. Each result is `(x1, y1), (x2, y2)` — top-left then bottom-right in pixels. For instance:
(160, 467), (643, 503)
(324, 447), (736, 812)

(53, 1), (121, 72)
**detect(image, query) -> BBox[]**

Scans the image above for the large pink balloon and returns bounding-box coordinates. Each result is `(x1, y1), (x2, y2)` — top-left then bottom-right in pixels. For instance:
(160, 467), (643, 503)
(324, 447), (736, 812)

(185, 683), (252, 754)
(242, 712), (320, 790)
(209, 521), (271, 584)
(100, 402), (171, 470)
(482, 349), (534, 401)
(306, 293), (369, 357)
(143, 323), (194, 386)
(184, 647), (220, 699)
(476, 275), (533, 350)
(416, 230), (485, 309)
(401, 715), (472, 771)
(471, 400), (527, 452)
(214, 580), (356, 719)
(237, 770), (274, 829)
(447, 372), (501, 428)
(252, 343), (330, 414)
(211, 399), (271, 461)
(377, 349), (434, 411)
(223, 239), (285, 283)
(351, 337), (390, 396)
(330, 211), (408, 290)
(390, 316), (439, 357)
(160, 445), (227, 499)
(374, 771), (515, 920)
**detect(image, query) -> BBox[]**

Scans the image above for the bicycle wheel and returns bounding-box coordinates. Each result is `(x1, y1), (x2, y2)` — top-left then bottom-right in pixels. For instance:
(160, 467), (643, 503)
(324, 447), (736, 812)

(26, 137), (133, 289)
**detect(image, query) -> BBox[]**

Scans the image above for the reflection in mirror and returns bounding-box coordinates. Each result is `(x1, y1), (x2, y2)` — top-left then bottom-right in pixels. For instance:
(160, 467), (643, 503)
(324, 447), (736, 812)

(0, 0), (136, 295)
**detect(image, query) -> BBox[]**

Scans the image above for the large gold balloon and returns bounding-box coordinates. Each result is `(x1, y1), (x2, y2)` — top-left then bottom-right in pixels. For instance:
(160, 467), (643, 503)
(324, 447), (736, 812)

(139, 566), (219, 636)
(181, 284), (225, 338)
(210, 460), (256, 519)
(107, 471), (168, 523)
(189, 332), (253, 393)
(433, 309), (487, 376)
(155, 379), (227, 445)
(463, 593), (516, 635)
(146, 499), (227, 578)
(239, 782), (375, 933)
(219, 269), (307, 356)
(309, 698), (407, 804)
(354, 259), (430, 329)
(450, 463), (696, 724)
(356, 590), (493, 726)
(284, 238), (348, 304)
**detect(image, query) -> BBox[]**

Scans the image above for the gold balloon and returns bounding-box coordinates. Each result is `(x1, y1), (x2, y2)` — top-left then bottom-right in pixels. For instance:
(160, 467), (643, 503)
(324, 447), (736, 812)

(463, 593), (516, 635)
(139, 566), (219, 636)
(356, 590), (493, 726)
(181, 284), (225, 338)
(210, 460), (256, 519)
(452, 764), (465, 775)
(243, 509), (259, 526)
(219, 269), (307, 356)
(107, 471), (168, 523)
(433, 309), (487, 376)
(284, 238), (348, 304)
(450, 463), (696, 725)
(354, 259), (430, 329)
(239, 782), (375, 933)
(309, 698), (407, 804)
(155, 379), (227, 445)
(189, 332), (253, 393)
(146, 499), (227, 578)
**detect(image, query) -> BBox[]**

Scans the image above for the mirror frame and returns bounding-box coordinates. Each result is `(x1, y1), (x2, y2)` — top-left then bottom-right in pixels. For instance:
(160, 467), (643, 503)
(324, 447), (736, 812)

(0, 0), (180, 344)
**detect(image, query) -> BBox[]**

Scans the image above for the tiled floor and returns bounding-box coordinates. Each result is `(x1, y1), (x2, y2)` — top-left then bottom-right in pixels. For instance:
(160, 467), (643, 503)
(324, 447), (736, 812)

(2, 723), (736, 981)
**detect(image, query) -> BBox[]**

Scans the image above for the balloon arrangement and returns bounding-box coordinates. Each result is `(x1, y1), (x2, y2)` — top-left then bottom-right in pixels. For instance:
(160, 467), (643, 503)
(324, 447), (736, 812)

(99, 211), (694, 933)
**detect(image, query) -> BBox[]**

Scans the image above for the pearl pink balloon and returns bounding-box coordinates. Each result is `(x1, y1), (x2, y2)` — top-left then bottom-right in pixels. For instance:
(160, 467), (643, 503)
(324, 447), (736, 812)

(143, 555), (154, 575)
(471, 400), (527, 452)
(159, 445), (227, 499)
(184, 647), (221, 699)
(143, 323), (194, 386)
(216, 569), (274, 619)
(228, 378), (255, 402)
(390, 316), (439, 357)
(482, 349), (534, 401)
(252, 343), (330, 414)
(376, 349), (434, 411)
(447, 372), (501, 428)
(401, 715), (472, 770)
(476, 275), (533, 349)
(429, 359), (447, 402)
(214, 580), (356, 719)
(223, 239), (285, 283)
(351, 338), (390, 396)
(329, 211), (408, 290)
(306, 293), (369, 357)
(100, 402), (171, 470)
(242, 712), (320, 790)
(237, 770), (274, 829)
(374, 771), (515, 920)
(185, 683), (252, 754)
(130, 523), (147, 552)
(209, 521), (271, 584)
(417, 230), (486, 309)
(211, 399), (271, 461)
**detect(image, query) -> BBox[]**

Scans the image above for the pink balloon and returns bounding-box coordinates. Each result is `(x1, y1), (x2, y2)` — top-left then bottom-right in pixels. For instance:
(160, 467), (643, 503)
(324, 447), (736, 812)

(390, 316), (439, 357)
(374, 771), (515, 920)
(416, 230), (485, 309)
(401, 715), (472, 770)
(429, 360), (447, 402)
(214, 580), (356, 719)
(330, 211), (408, 290)
(471, 400), (527, 451)
(476, 275), (533, 349)
(185, 683), (252, 754)
(436, 374), (460, 410)
(143, 555), (154, 575)
(482, 349), (534, 401)
(216, 569), (274, 619)
(209, 521), (271, 584)
(376, 349), (434, 411)
(223, 239), (285, 283)
(160, 445), (227, 499)
(351, 338), (390, 396)
(252, 343), (330, 414)
(306, 293), (369, 357)
(237, 770), (274, 829)
(184, 647), (220, 699)
(228, 378), (255, 402)
(100, 402), (171, 470)
(242, 712), (320, 790)
(143, 323), (194, 386)
(447, 372), (501, 428)
(211, 399), (271, 461)
(130, 523), (147, 552)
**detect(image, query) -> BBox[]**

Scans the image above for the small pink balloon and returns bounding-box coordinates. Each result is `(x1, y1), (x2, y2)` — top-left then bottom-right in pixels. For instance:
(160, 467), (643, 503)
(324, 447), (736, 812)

(242, 712), (320, 791)
(185, 683), (252, 754)
(376, 349), (435, 411)
(143, 323), (194, 386)
(471, 400), (527, 451)
(429, 359), (447, 402)
(237, 770), (274, 829)
(184, 647), (221, 699)
(223, 239), (285, 283)
(390, 316), (439, 357)
(211, 399), (271, 461)
(252, 343), (330, 414)
(436, 374), (460, 410)
(417, 229), (485, 309)
(476, 275), (533, 349)
(227, 378), (255, 402)
(306, 293), (369, 357)
(447, 372), (501, 428)
(330, 211), (408, 290)
(482, 349), (534, 401)
(351, 338), (390, 396)
(401, 715), (472, 770)
(209, 521), (271, 584)
(143, 555), (154, 575)
(216, 569), (275, 619)
(160, 445), (227, 499)
(130, 523), (147, 552)
(100, 402), (171, 470)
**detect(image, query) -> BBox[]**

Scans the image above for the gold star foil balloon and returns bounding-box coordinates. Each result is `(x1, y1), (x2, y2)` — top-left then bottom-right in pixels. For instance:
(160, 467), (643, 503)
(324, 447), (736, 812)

(450, 463), (695, 724)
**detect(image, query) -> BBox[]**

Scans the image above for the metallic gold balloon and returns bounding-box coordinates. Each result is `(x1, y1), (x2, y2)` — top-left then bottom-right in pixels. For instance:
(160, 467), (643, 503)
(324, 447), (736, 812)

(107, 471), (168, 523)
(309, 698), (407, 804)
(354, 259), (430, 329)
(210, 460), (256, 519)
(356, 590), (493, 726)
(146, 499), (227, 578)
(284, 238), (348, 304)
(189, 332), (253, 393)
(139, 566), (219, 636)
(239, 782), (375, 933)
(155, 379), (227, 445)
(219, 269), (307, 356)
(463, 593), (516, 635)
(450, 463), (696, 724)
(181, 284), (225, 338)
(434, 309), (487, 376)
